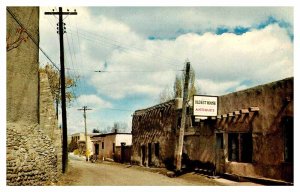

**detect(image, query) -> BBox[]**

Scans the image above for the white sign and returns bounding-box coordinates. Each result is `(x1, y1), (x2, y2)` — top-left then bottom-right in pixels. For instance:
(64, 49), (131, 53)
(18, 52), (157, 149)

(193, 95), (218, 117)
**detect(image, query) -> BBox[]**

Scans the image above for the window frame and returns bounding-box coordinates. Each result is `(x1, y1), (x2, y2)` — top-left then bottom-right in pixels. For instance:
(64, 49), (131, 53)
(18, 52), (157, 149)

(228, 132), (252, 163)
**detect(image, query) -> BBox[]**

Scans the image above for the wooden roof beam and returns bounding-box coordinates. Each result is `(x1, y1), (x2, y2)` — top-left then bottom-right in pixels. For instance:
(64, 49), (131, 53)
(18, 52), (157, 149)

(233, 110), (241, 115)
(240, 109), (249, 114)
(228, 112), (234, 117)
(249, 107), (259, 112)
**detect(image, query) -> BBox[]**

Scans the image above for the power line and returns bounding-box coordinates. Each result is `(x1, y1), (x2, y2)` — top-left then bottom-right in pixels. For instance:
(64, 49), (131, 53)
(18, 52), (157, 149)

(7, 7), (60, 71)
(68, 29), (183, 69)
(70, 28), (183, 67)
(65, 68), (183, 73)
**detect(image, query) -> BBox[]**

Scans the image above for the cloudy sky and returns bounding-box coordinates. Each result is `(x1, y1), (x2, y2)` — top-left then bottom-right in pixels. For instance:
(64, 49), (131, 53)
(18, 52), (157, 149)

(39, 6), (293, 135)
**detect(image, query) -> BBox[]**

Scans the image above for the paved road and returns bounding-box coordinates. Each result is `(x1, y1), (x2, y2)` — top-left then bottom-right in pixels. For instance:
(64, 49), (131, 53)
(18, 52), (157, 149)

(59, 153), (221, 186)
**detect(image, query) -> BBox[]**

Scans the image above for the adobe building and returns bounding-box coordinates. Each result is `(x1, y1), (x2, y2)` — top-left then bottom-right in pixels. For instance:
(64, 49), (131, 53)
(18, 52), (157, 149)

(131, 77), (293, 183)
(91, 132), (132, 162)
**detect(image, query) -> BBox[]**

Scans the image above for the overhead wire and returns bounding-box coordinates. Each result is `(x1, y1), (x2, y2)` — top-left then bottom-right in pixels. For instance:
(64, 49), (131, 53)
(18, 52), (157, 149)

(71, 28), (184, 68)
(68, 29), (183, 69)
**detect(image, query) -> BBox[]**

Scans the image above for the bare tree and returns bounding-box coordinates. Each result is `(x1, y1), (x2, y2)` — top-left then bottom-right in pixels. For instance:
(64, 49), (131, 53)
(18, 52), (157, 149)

(158, 65), (199, 103)
(110, 122), (129, 133)
(39, 64), (79, 119)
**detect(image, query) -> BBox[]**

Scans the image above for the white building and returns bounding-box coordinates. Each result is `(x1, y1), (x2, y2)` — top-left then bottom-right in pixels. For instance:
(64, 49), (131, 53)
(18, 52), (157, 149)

(91, 132), (132, 161)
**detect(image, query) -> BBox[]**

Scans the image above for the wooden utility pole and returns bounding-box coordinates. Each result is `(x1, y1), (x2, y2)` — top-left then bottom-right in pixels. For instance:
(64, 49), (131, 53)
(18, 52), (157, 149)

(45, 7), (77, 173)
(78, 106), (92, 161)
(175, 61), (190, 171)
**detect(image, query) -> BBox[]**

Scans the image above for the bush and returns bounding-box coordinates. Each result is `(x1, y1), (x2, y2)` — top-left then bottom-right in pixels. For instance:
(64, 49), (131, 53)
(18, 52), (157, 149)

(85, 150), (91, 157)
(73, 149), (79, 155)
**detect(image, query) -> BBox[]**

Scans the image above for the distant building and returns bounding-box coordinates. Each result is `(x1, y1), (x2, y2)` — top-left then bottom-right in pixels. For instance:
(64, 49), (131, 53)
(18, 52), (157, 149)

(70, 132), (100, 156)
(132, 77), (293, 183)
(91, 132), (132, 163)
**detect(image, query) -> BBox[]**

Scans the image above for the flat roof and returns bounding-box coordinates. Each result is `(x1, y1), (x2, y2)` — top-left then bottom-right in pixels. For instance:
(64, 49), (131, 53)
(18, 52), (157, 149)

(91, 132), (132, 138)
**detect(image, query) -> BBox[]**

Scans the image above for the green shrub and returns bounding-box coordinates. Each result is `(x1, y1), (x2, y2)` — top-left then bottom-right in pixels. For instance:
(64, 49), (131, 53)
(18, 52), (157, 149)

(73, 149), (79, 155)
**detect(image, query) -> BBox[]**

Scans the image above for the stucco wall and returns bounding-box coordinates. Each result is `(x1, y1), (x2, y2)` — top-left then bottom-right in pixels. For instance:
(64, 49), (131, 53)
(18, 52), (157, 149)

(184, 121), (215, 166)
(7, 7), (39, 123)
(116, 134), (132, 146)
(218, 77), (293, 181)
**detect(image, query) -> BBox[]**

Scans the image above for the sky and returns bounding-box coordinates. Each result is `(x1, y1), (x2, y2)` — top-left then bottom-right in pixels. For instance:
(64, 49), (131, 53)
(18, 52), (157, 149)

(38, 6), (293, 135)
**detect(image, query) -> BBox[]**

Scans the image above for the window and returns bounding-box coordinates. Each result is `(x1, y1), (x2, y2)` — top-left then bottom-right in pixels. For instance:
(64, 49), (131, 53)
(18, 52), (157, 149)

(283, 117), (293, 163)
(113, 143), (115, 153)
(155, 143), (159, 157)
(228, 132), (252, 163)
(102, 142), (104, 149)
(216, 133), (224, 149)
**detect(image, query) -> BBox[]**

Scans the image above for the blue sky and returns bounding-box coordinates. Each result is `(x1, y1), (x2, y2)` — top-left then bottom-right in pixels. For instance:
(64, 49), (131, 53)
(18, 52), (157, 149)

(38, 6), (293, 135)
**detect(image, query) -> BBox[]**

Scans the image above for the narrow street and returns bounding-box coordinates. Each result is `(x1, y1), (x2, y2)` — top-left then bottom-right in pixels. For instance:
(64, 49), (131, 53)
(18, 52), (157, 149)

(56, 153), (262, 186)
(57, 153), (221, 186)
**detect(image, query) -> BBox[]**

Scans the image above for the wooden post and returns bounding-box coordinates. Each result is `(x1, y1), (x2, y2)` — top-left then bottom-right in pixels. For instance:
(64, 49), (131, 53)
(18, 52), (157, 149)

(45, 7), (77, 173)
(78, 106), (92, 161)
(175, 61), (190, 171)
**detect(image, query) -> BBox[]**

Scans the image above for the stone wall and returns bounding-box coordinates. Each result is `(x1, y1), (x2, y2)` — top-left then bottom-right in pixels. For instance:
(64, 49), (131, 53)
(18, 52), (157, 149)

(7, 122), (59, 185)
(39, 71), (62, 174)
(39, 72), (62, 172)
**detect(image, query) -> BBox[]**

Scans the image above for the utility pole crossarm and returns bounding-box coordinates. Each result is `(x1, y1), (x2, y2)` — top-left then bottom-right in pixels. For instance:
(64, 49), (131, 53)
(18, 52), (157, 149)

(44, 12), (77, 15)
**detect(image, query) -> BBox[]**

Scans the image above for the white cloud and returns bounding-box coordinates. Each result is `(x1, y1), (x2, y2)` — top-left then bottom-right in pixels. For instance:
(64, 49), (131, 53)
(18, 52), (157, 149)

(88, 7), (293, 39)
(40, 7), (293, 132)
(85, 23), (293, 99)
(77, 94), (112, 108)
(197, 79), (240, 95)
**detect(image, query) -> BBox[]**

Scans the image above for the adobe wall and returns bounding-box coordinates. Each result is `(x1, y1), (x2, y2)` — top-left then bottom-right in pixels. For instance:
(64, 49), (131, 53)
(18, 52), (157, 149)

(218, 77), (293, 181)
(184, 121), (216, 169)
(7, 7), (39, 123)
(131, 100), (178, 167)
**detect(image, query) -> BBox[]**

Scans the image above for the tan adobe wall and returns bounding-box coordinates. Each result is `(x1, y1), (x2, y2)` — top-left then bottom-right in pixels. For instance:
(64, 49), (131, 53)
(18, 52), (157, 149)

(7, 7), (39, 123)
(218, 77), (293, 181)
(131, 100), (178, 167)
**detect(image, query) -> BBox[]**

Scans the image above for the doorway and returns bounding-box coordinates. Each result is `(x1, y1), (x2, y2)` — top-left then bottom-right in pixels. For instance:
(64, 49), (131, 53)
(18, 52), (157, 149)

(215, 133), (225, 175)
(148, 143), (152, 166)
(141, 145), (146, 166)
